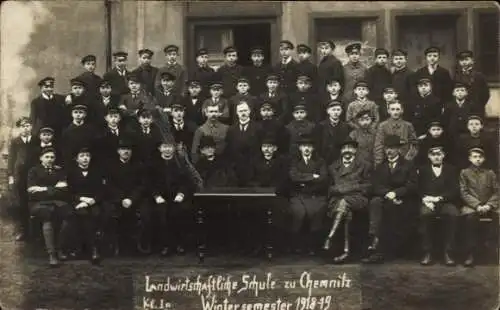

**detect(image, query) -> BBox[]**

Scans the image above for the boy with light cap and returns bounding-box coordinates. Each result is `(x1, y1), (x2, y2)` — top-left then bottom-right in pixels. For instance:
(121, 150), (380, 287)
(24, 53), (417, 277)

(273, 40), (299, 94)
(30, 77), (67, 137)
(201, 82), (230, 124)
(418, 144), (460, 266)
(324, 138), (371, 263)
(459, 146), (499, 267)
(103, 51), (130, 96)
(343, 42), (367, 103)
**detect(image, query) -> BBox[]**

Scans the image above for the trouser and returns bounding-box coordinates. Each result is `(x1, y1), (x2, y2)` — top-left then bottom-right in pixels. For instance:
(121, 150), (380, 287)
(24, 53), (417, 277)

(369, 196), (416, 256)
(141, 199), (192, 250)
(31, 201), (72, 254)
(420, 203), (458, 253)
(11, 172), (29, 234)
(69, 205), (101, 251)
(463, 213), (479, 255)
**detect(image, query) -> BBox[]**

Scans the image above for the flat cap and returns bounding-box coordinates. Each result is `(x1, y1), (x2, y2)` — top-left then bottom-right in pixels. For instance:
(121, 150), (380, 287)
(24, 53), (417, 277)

(355, 109), (372, 119)
(163, 45), (179, 53)
(297, 75), (311, 82)
(417, 77), (432, 85)
(326, 100), (342, 109)
(467, 115), (483, 123)
(354, 81), (368, 88)
(137, 107), (154, 117)
(297, 134), (314, 145)
(38, 77), (55, 87)
(266, 74), (279, 82)
(279, 40), (294, 50)
(81, 54), (96, 64)
(159, 71), (176, 81)
(186, 80), (201, 87)
(138, 49), (154, 57)
(345, 42), (362, 54)
(209, 82), (223, 89)
(392, 49), (408, 57)
(237, 77), (250, 84)
(112, 51), (128, 58)
(196, 48), (209, 57)
(70, 77), (86, 87)
(457, 50), (473, 60)
(171, 102), (185, 110)
(318, 40), (335, 49)
(118, 138), (134, 149)
(374, 48), (389, 57)
(453, 81), (467, 89)
(40, 147), (56, 156)
(223, 46), (237, 54)
(428, 144), (445, 154)
(39, 127), (55, 134)
(126, 74), (140, 83)
(99, 79), (112, 88)
(250, 46), (265, 55)
(340, 138), (359, 153)
(15, 116), (31, 127)
(427, 120), (443, 129)
(424, 46), (440, 55)
(260, 102), (273, 110)
(72, 104), (88, 112)
(297, 44), (312, 54)
(383, 86), (396, 93)
(468, 146), (484, 155)
(261, 134), (277, 146)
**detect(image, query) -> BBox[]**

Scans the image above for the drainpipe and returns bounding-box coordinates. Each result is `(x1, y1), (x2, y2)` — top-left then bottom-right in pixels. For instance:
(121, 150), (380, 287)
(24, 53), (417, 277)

(104, 0), (112, 71)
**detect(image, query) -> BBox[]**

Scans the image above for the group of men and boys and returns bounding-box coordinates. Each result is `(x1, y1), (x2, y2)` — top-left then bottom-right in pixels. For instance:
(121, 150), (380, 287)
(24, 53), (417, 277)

(7, 40), (498, 268)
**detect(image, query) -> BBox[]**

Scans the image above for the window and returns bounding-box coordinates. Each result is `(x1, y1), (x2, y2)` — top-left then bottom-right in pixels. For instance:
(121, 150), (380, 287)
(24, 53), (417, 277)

(315, 18), (378, 66)
(476, 11), (499, 82)
(396, 15), (458, 72)
(195, 26), (234, 70)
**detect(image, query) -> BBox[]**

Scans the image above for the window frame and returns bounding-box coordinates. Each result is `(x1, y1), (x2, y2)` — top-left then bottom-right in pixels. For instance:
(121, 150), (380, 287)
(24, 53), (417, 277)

(473, 7), (500, 84)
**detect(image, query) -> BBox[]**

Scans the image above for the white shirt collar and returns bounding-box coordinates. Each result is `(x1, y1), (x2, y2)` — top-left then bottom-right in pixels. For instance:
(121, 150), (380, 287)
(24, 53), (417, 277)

(282, 57), (292, 65)
(239, 119), (250, 126)
(42, 93), (53, 100)
(41, 142), (52, 147)
(73, 120), (84, 126)
(21, 135), (31, 143)
(303, 155), (311, 163)
(388, 155), (399, 164)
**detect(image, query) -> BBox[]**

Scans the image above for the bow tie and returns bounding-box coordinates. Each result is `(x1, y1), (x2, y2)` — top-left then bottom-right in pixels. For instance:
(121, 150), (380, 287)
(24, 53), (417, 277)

(432, 164), (442, 168)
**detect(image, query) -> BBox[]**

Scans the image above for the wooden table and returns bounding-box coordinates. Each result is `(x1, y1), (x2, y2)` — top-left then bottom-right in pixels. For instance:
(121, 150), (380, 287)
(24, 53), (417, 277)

(193, 187), (277, 262)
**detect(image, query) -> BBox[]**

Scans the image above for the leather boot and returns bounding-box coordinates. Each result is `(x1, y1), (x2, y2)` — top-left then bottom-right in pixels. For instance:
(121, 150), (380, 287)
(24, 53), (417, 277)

(48, 252), (59, 267)
(444, 252), (456, 266)
(464, 254), (474, 267)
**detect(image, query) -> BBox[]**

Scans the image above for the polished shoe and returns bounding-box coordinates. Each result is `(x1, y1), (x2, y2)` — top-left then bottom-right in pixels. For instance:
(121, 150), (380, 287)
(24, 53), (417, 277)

(160, 247), (170, 257)
(57, 250), (68, 261)
(420, 253), (433, 266)
(322, 237), (332, 250)
(91, 248), (101, 265)
(361, 252), (384, 264)
(333, 251), (349, 264)
(49, 253), (60, 267)
(367, 236), (379, 252)
(444, 252), (456, 266)
(463, 254), (474, 267)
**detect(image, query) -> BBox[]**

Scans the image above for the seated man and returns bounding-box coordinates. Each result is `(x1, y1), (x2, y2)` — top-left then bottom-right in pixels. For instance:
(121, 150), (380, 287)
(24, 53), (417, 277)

(27, 147), (71, 266)
(289, 135), (328, 255)
(248, 134), (289, 256)
(105, 139), (146, 255)
(324, 138), (371, 263)
(148, 138), (192, 256)
(459, 146), (499, 267)
(418, 144), (460, 266)
(362, 135), (417, 264)
(66, 147), (105, 264)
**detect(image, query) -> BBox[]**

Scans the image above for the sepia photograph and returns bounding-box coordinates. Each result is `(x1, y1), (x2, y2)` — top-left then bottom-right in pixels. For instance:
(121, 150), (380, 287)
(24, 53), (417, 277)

(0, 1), (498, 309)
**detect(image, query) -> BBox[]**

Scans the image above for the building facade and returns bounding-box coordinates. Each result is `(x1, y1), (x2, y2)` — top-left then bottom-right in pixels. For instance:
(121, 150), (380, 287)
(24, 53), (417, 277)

(0, 1), (498, 149)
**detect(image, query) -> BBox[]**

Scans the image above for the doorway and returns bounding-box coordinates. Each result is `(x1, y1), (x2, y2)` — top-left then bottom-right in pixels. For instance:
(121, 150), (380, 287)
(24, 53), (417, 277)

(188, 18), (277, 71)
(233, 23), (271, 66)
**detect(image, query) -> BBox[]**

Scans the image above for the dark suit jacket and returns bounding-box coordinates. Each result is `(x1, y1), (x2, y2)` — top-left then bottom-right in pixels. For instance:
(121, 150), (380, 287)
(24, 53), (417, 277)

(443, 99), (477, 138)
(148, 156), (189, 199)
(372, 157), (417, 198)
(61, 122), (99, 166)
(30, 94), (68, 137)
(8, 136), (38, 178)
(170, 120), (197, 156)
(95, 125), (131, 166)
(258, 119), (290, 155)
(250, 154), (289, 196)
(454, 69), (490, 116)
(66, 163), (105, 204)
(366, 65), (392, 103)
(417, 163), (460, 203)
(315, 120), (352, 166)
(75, 71), (102, 100)
(289, 90), (320, 122)
(289, 154), (328, 195)
(317, 55), (344, 94)
(106, 158), (145, 204)
(27, 164), (68, 203)
(243, 64), (272, 96)
(406, 93), (442, 136)
(132, 125), (163, 163)
(296, 60), (318, 91)
(328, 157), (371, 198)
(258, 91), (289, 124)
(195, 157), (236, 189)
(103, 68), (130, 96)
(273, 59), (300, 94)
(132, 64), (159, 96)
(180, 95), (206, 126)
(225, 121), (263, 186)
(215, 63), (244, 98)
(189, 65), (216, 98)
(392, 66), (414, 103)
(154, 87), (181, 110)
(88, 95), (121, 128)
(414, 65), (453, 104)
(229, 93), (258, 124)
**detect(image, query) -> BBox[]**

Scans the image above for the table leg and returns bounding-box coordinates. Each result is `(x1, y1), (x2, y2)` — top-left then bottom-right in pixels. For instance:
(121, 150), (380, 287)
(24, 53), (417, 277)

(266, 207), (273, 260)
(196, 206), (205, 263)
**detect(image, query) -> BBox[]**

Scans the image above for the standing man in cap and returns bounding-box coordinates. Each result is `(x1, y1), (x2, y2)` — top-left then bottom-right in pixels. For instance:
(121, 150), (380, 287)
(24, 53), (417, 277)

(169, 103), (197, 157)
(91, 79), (121, 128)
(30, 77), (67, 139)
(274, 40), (299, 94)
(154, 71), (180, 114)
(414, 47), (453, 105)
(34, 127), (61, 167)
(202, 82), (230, 124)
(181, 80), (206, 126)
(288, 134), (328, 255)
(244, 46), (272, 97)
(317, 40), (344, 99)
(362, 135), (417, 264)
(190, 48), (215, 99)
(216, 46), (244, 99)
(459, 146), (499, 267)
(286, 103), (317, 156)
(229, 77), (258, 124)
(257, 102), (290, 155)
(132, 49), (158, 97)
(416, 120), (452, 167)
(103, 51), (130, 96)
(258, 74), (289, 125)
(133, 107), (163, 164)
(443, 81), (477, 140)
(75, 54), (102, 101)
(156, 45), (187, 97)
(60, 104), (98, 167)
(407, 77), (442, 138)
(27, 147), (72, 266)
(8, 117), (37, 241)
(119, 73), (157, 131)
(324, 138), (371, 263)
(391, 49), (414, 104)
(289, 75), (319, 122)
(343, 42), (367, 103)
(454, 50), (490, 117)
(366, 48), (392, 110)
(296, 44), (318, 92)
(418, 144), (460, 266)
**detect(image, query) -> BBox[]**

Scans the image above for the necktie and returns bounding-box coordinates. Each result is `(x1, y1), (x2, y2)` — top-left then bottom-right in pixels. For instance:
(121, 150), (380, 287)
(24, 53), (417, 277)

(132, 94), (137, 99)
(112, 129), (118, 136)
(390, 162), (396, 172)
